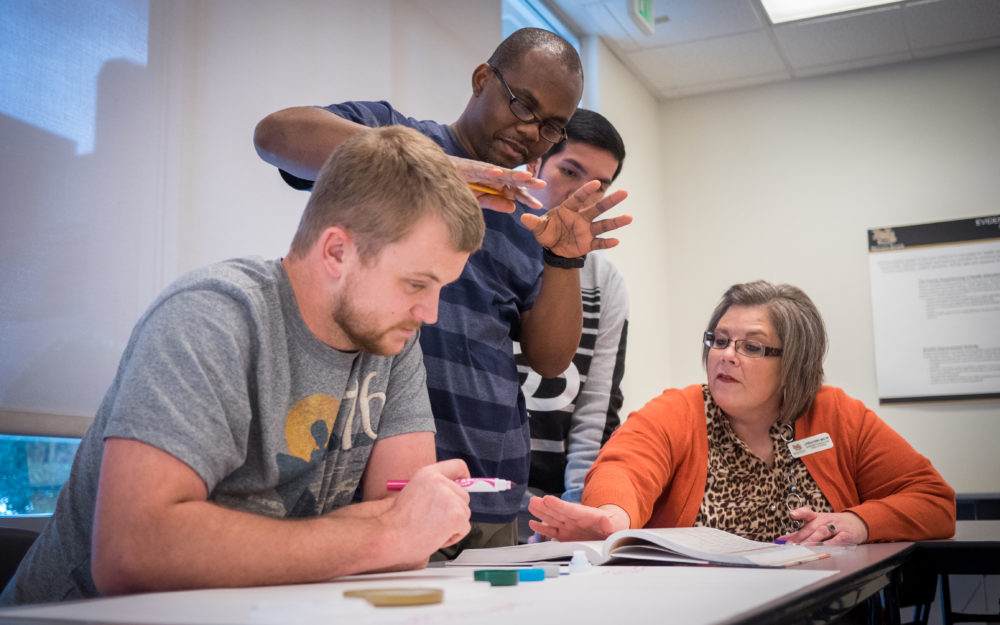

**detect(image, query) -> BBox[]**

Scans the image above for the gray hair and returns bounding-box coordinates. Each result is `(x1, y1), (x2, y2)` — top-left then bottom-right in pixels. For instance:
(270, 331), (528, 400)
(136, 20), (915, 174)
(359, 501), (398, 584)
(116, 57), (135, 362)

(702, 281), (827, 424)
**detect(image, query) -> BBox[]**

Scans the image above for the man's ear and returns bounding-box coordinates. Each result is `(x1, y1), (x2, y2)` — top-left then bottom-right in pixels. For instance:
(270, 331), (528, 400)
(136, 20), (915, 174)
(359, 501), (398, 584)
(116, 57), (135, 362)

(471, 63), (491, 97)
(318, 226), (352, 279)
(526, 157), (542, 177)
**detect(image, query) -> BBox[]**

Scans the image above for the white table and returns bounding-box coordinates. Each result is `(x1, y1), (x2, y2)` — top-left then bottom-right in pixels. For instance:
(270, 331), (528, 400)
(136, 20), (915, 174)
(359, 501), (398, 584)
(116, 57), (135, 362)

(0, 544), (916, 625)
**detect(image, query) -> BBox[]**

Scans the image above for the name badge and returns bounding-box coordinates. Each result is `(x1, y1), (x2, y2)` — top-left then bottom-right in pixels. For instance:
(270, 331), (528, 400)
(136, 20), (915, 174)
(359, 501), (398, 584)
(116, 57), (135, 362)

(787, 432), (833, 458)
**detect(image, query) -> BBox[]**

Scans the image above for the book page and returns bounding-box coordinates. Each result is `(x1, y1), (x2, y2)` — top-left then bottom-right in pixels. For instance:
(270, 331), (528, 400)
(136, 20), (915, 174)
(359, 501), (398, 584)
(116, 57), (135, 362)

(609, 527), (771, 554)
(604, 545), (708, 564)
(449, 539), (606, 566)
(606, 527), (822, 567)
(449, 527), (824, 567)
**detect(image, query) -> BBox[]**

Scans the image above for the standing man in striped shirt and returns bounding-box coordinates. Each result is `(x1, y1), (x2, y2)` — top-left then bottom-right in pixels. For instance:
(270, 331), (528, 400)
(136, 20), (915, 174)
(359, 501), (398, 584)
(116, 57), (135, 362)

(513, 109), (629, 541)
(254, 29), (631, 555)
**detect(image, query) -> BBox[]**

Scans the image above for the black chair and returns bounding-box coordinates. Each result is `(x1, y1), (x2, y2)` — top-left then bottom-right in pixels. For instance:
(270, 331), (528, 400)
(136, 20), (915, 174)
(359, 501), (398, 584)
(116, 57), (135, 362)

(0, 526), (39, 589)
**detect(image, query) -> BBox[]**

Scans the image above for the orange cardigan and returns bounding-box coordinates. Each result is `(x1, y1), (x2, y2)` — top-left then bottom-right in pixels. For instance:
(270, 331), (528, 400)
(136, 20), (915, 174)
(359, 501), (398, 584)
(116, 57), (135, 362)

(582, 385), (956, 542)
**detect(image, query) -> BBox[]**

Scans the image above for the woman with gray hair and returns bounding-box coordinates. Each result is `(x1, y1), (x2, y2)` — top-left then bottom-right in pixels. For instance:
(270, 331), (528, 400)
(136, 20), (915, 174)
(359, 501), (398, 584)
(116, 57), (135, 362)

(528, 281), (955, 545)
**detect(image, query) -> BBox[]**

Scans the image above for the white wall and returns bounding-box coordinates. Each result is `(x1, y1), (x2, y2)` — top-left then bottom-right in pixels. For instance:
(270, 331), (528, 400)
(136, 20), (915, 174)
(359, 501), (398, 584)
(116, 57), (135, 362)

(170, 0), (499, 275)
(645, 48), (1000, 494)
(0, 0), (500, 428)
(585, 39), (671, 420)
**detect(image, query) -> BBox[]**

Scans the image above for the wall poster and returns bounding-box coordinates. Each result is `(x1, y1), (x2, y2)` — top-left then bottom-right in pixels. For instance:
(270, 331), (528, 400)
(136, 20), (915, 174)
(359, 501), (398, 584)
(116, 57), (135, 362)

(868, 215), (1000, 404)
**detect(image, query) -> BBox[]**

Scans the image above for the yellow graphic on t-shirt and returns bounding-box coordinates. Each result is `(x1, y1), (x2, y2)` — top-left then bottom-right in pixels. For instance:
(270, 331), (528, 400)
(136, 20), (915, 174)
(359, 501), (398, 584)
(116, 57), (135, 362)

(285, 394), (340, 461)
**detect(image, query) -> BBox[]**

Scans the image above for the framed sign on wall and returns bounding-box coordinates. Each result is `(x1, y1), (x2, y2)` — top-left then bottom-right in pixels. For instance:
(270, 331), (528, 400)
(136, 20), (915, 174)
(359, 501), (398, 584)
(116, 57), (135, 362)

(868, 214), (1000, 404)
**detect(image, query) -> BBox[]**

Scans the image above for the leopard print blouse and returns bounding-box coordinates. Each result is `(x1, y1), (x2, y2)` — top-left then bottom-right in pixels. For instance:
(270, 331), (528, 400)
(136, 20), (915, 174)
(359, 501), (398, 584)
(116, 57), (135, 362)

(694, 385), (833, 541)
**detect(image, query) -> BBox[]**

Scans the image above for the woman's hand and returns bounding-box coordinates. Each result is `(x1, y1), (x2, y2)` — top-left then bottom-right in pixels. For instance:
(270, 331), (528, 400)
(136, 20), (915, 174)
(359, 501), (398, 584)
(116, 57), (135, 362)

(777, 507), (869, 545)
(526, 495), (629, 542)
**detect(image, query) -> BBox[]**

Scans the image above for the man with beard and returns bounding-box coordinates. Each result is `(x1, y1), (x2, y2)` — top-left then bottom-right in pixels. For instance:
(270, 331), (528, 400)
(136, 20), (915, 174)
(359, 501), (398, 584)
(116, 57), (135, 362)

(2, 127), (482, 605)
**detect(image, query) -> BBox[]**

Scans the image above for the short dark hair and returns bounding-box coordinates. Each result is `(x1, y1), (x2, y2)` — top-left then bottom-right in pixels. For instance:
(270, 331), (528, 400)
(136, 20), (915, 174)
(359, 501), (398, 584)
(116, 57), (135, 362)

(488, 27), (582, 82)
(539, 108), (626, 181)
(702, 281), (828, 424)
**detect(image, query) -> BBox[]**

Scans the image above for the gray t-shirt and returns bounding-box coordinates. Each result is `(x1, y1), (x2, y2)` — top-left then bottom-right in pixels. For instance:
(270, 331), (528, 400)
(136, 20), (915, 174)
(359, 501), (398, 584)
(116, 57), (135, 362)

(1, 257), (434, 605)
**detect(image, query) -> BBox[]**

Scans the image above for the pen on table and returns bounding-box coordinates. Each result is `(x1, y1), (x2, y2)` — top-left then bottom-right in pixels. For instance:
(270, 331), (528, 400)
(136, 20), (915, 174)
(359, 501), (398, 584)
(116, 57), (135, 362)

(386, 477), (515, 492)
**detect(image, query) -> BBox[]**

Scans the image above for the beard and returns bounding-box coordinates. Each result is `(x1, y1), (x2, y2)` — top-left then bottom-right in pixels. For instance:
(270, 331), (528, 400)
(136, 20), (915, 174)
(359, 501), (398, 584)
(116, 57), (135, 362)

(331, 285), (419, 356)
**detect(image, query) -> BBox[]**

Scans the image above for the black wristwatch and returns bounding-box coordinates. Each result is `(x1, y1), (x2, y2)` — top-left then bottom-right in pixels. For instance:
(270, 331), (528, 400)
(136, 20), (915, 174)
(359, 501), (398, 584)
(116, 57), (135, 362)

(542, 247), (586, 269)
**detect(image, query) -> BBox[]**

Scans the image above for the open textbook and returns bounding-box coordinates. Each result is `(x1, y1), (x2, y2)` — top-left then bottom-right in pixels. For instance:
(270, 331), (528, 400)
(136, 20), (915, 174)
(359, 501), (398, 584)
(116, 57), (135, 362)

(450, 526), (829, 568)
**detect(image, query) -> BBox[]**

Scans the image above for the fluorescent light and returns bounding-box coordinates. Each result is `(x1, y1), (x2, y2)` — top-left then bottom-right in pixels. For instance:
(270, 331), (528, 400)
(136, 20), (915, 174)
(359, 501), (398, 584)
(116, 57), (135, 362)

(761, 0), (903, 24)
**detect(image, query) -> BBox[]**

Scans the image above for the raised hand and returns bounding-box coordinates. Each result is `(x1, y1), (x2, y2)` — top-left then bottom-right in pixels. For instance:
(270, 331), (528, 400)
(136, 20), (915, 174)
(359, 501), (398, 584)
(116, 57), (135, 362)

(519, 180), (631, 258)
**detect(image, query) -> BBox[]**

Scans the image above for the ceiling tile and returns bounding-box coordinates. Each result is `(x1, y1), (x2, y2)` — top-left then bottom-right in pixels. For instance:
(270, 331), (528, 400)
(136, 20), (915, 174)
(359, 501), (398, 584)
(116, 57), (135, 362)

(550, 0), (1000, 101)
(792, 51), (915, 77)
(774, 6), (911, 72)
(600, 1), (660, 50)
(627, 30), (790, 91)
(620, 0), (767, 46)
(903, 0), (1000, 51)
(584, 1), (641, 52)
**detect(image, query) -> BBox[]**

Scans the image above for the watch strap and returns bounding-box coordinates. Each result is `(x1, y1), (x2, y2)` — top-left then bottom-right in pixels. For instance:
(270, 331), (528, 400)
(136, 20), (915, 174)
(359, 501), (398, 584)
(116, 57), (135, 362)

(542, 247), (586, 269)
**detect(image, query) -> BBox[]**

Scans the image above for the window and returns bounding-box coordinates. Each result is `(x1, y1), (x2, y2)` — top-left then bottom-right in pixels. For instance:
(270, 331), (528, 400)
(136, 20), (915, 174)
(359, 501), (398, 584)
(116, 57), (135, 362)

(502, 0), (579, 50)
(1, 0), (148, 522)
(0, 435), (81, 517)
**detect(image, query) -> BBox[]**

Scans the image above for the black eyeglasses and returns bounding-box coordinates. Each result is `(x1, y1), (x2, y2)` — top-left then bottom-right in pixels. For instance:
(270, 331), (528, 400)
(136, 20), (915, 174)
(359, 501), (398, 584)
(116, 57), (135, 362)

(704, 332), (783, 358)
(489, 65), (567, 144)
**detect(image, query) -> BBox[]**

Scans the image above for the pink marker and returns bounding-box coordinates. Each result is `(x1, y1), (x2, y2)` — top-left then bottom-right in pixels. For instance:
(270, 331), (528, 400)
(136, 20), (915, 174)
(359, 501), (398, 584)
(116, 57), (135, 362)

(386, 477), (515, 492)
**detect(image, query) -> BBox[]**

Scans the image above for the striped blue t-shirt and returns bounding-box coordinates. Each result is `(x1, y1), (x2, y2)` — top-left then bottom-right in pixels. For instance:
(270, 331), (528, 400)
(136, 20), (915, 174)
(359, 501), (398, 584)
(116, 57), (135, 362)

(282, 101), (544, 523)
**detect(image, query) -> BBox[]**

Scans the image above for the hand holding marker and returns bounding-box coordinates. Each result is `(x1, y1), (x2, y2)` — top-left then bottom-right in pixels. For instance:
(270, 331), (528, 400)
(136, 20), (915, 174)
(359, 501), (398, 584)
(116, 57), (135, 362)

(387, 477), (514, 493)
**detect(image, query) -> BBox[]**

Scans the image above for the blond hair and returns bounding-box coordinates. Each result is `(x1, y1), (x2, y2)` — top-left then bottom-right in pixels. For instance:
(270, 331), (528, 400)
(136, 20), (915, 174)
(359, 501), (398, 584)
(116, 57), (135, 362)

(289, 125), (484, 261)
(703, 281), (827, 424)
